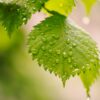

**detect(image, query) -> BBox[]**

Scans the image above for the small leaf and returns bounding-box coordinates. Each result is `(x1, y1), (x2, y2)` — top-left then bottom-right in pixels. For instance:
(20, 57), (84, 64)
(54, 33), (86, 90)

(28, 13), (100, 86)
(81, 0), (96, 14)
(80, 64), (100, 96)
(45, 0), (75, 16)
(0, 3), (31, 36)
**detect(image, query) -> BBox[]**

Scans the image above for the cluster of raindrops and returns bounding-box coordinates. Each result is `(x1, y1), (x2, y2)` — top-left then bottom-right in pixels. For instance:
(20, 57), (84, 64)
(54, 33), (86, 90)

(0, 3), (31, 34)
(28, 14), (100, 86)
(26, 0), (48, 12)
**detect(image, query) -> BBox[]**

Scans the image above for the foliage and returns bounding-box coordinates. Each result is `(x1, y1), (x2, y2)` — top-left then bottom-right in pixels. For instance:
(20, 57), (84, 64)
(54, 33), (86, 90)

(28, 13), (100, 87)
(45, 0), (75, 16)
(0, 26), (58, 100)
(0, 3), (31, 36)
(0, 0), (100, 97)
(81, 0), (97, 14)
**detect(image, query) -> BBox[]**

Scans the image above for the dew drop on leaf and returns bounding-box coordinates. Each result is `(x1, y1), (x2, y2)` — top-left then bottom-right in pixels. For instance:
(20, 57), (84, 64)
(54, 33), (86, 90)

(82, 16), (90, 25)
(66, 38), (70, 44)
(63, 52), (67, 58)
(56, 50), (61, 55)
(87, 96), (90, 100)
(72, 43), (77, 47)
(67, 58), (72, 63)
(28, 13), (100, 91)
(48, 49), (53, 53)
(55, 59), (59, 64)
(42, 37), (47, 42)
(68, 51), (73, 56)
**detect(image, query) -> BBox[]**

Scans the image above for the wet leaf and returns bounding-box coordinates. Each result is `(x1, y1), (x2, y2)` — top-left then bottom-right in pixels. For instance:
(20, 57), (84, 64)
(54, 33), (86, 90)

(28, 13), (100, 86)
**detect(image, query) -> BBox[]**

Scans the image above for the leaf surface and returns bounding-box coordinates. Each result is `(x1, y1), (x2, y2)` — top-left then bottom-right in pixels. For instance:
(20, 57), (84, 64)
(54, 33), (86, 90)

(28, 13), (100, 86)
(80, 65), (100, 96)
(45, 0), (75, 16)
(0, 3), (31, 36)
(81, 0), (96, 14)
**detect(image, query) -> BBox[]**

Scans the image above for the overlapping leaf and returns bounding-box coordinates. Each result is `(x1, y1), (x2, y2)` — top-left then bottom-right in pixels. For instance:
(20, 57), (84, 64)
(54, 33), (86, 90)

(26, 0), (48, 13)
(28, 13), (100, 86)
(81, 0), (97, 14)
(80, 64), (100, 96)
(45, 0), (75, 16)
(0, 3), (31, 36)
(1, 0), (48, 13)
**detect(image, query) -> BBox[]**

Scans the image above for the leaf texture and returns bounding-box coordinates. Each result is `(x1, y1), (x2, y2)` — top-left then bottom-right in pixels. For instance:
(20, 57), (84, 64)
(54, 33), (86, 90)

(28, 13), (100, 86)
(0, 3), (31, 36)
(81, 0), (96, 14)
(80, 65), (100, 96)
(1, 0), (49, 13)
(45, 0), (75, 16)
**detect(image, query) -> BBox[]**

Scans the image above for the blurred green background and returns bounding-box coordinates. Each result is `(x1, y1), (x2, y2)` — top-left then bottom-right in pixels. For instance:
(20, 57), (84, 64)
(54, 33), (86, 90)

(0, 1), (100, 100)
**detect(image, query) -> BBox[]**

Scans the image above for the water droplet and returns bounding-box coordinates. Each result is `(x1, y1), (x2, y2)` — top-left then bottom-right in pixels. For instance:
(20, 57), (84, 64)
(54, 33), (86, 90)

(42, 37), (47, 42)
(82, 66), (85, 69)
(82, 16), (90, 25)
(39, 59), (43, 64)
(31, 0), (35, 3)
(69, 46), (72, 50)
(68, 58), (72, 63)
(56, 50), (61, 55)
(48, 49), (53, 53)
(70, 65), (73, 69)
(23, 17), (27, 22)
(50, 41), (54, 45)
(63, 52), (67, 58)
(90, 59), (95, 63)
(52, 63), (56, 67)
(87, 96), (90, 100)
(55, 59), (59, 64)
(33, 7), (36, 11)
(66, 38), (70, 44)
(41, 46), (46, 51)
(86, 64), (90, 68)
(72, 43), (77, 47)
(17, 8), (20, 12)
(69, 51), (72, 56)
(73, 63), (77, 67)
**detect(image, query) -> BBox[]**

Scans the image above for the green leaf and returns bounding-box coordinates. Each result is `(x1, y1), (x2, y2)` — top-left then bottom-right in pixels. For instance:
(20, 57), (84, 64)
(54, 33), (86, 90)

(80, 65), (100, 96)
(1, 0), (48, 12)
(0, 3), (31, 36)
(81, 0), (96, 14)
(26, 0), (48, 13)
(45, 0), (75, 16)
(28, 13), (100, 86)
